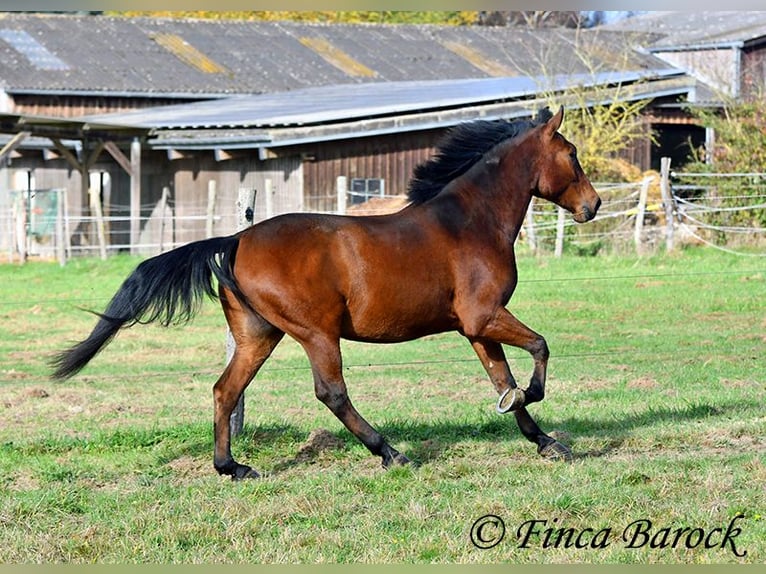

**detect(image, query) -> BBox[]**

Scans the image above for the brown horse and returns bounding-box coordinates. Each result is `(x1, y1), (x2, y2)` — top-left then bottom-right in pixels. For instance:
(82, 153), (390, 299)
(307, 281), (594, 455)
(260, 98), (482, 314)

(51, 106), (601, 479)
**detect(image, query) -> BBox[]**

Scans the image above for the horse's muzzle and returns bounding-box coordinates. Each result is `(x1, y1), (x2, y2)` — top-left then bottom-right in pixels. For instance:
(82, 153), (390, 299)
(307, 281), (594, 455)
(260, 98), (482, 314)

(574, 197), (601, 223)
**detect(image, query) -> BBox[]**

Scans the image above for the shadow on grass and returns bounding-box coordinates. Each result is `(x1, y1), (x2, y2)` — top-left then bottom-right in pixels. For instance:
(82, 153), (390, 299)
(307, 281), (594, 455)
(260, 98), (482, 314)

(10, 397), (754, 478)
(235, 396), (759, 473)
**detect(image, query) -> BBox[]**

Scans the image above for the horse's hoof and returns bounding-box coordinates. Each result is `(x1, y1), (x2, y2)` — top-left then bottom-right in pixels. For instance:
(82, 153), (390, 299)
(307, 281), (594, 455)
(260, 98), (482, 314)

(539, 440), (573, 462)
(231, 465), (261, 480)
(496, 387), (526, 413)
(383, 452), (411, 469)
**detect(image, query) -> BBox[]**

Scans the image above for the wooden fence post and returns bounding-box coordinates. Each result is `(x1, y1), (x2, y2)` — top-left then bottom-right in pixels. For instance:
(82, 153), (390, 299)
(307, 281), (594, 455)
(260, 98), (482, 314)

(89, 184), (107, 260)
(525, 198), (537, 254)
(158, 187), (170, 254)
(634, 176), (652, 256)
(227, 188), (257, 437)
(554, 206), (566, 257)
(56, 189), (66, 266)
(337, 176), (347, 214)
(659, 157), (674, 252)
(206, 180), (217, 239)
(14, 191), (27, 263)
(265, 178), (273, 219)
(63, 189), (72, 261)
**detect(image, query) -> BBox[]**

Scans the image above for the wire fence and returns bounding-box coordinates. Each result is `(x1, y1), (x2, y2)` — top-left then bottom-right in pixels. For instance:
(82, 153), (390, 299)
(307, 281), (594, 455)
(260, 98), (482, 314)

(3, 161), (765, 264)
(524, 167), (766, 257)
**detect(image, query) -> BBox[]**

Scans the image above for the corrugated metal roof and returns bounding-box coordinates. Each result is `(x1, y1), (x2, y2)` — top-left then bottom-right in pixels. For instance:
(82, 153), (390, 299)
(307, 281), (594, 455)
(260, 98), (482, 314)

(81, 69), (684, 131)
(602, 11), (766, 49)
(0, 13), (674, 98)
(0, 68), (696, 152)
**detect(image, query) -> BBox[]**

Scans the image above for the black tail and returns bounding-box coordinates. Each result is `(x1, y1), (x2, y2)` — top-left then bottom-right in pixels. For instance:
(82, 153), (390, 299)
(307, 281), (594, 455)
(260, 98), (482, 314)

(50, 235), (243, 380)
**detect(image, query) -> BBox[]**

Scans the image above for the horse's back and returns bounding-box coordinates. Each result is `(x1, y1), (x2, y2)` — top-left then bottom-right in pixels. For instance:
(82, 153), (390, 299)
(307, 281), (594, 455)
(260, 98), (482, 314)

(233, 209), (459, 342)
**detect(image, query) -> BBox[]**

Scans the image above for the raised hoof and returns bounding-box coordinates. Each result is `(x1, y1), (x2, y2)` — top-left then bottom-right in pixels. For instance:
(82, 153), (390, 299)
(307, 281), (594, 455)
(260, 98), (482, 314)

(496, 387), (526, 414)
(382, 452), (411, 469)
(538, 440), (573, 462)
(231, 465), (261, 481)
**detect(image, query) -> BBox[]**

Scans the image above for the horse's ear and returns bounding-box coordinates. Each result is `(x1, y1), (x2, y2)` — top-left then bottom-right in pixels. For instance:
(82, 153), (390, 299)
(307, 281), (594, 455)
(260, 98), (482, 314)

(544, 106), (564, 137)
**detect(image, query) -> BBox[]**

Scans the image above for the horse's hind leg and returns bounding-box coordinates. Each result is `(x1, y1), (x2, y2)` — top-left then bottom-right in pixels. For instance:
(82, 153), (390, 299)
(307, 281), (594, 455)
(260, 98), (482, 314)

(301, 335), (409, 469)
(212, 316), (284, 480)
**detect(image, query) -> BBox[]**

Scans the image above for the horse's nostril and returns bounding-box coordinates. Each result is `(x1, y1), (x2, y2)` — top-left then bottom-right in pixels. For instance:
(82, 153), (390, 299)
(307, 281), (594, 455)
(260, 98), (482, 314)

(594, 197), (602, 213)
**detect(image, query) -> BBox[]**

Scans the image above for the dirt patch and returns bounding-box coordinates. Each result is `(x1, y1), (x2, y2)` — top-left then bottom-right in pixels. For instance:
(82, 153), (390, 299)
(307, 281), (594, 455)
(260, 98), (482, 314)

(166, 455), (211, 479)
(294, 428), (346, 463)
(576, 378), (616, 391)
(25, 387), (50, 399)
(627, 376), (659, 390)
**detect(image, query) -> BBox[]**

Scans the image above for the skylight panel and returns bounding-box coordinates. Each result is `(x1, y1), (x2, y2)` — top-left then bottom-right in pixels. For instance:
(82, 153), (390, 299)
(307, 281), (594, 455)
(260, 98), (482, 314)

(0, 29), (70, 71)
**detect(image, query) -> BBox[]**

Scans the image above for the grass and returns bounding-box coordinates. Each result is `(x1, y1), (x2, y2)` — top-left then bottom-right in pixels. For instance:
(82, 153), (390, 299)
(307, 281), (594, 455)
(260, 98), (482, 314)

(0, 247), (764, 563)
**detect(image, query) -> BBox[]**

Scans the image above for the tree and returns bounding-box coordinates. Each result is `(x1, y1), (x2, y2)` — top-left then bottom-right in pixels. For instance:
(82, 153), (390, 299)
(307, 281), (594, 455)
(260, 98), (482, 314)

(511, 29), (652, 181)
(477, 11), (585, 28)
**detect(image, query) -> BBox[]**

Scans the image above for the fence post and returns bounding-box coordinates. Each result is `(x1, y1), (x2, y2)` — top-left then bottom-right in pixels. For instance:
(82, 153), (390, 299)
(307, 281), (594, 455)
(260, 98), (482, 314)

(634, 176), (652, 256)
(158, 187), (170, 254)
(89, 184), (107, 260)
(659, 157), (674, 252)
(554, 206), (566, 257)
(14, 191), (27, 263)
(206, 180), (217, 239)
(337, 176), (347, 214)
(227, 188), (257, 437)
(265, 178), (273, 219)
(56, 189), (66, 266)
(63, 189), (72, 260)
(525, 198), (537, 254)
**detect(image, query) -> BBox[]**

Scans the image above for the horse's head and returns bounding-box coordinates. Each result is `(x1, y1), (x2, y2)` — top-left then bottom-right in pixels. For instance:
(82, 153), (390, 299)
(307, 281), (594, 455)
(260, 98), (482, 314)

(533, 107), (601, 223)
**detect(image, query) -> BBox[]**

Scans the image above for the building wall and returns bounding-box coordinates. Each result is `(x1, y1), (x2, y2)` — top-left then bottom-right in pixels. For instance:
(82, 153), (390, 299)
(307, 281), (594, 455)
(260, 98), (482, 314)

(742, 44), (766, 97)
(654, 49), (735, 96)
(2, 106), (683, 259)
(294, 129), (442, 212)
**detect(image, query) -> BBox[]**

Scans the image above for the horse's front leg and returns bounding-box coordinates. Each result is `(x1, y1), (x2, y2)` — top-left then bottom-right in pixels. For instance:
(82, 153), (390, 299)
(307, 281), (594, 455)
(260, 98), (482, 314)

(471, 308), (549, 408)
(468, 313), (570, 461)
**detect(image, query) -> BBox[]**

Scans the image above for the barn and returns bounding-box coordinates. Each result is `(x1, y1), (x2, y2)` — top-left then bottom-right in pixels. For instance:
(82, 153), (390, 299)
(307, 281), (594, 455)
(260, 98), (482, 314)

(2, 12), (762, 259)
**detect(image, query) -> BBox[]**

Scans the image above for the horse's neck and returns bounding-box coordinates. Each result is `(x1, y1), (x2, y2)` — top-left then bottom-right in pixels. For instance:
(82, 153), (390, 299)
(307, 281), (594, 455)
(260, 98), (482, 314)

(430, 179), (532, 247)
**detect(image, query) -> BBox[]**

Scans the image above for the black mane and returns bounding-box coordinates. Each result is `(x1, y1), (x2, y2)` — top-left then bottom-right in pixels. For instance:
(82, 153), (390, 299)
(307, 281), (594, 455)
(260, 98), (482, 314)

(407, 108), (553, 204)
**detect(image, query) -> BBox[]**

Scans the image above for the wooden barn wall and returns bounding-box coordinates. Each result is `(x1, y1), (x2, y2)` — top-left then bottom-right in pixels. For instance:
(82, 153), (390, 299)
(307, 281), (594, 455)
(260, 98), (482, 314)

(169, 152), (303, 244)
(742, 45), (766, 97)
(5, 148), (303, 252)
(293, 129), (444, 213)
(7, 150), (170, 252)
(8, 94), (201, 118)
(3, 110), (686, 257)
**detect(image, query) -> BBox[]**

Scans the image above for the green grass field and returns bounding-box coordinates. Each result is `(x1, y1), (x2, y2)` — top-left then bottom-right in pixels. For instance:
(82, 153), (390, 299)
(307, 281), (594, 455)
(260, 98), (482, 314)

(0, 247), (763, 563)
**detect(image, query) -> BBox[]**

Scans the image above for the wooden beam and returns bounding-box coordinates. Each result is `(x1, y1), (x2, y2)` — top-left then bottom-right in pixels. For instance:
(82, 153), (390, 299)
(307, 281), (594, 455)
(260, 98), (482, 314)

(42, 148), (61, 161)
(167, 149), (185, 161)
(0, 131), (30, 162)
(85, 141), (105, 170)
(103, 141), (134, 176)
(50, 138), (82, 172)
(257, 147), (278, 161)
(214, 148), (235, 162)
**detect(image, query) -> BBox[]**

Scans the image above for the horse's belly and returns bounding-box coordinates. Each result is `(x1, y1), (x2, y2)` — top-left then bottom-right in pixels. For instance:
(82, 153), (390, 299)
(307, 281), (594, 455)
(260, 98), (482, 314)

(341, 290), (457, 343)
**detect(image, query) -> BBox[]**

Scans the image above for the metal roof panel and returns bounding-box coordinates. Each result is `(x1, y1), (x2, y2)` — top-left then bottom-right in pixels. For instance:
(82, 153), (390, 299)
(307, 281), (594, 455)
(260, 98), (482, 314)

(81, 69), (685, 131)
